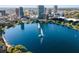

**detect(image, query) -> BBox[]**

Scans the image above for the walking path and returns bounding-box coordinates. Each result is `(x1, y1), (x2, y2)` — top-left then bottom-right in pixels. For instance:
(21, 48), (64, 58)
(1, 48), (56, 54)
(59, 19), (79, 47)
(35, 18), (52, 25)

(2, 35), (11, 48)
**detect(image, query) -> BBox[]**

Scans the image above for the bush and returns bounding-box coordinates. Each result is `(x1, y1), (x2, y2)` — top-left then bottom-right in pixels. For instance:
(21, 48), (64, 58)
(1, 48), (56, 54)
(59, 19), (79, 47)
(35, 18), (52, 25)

(7, 45), (30, 53)
(0, 41), (5, 46)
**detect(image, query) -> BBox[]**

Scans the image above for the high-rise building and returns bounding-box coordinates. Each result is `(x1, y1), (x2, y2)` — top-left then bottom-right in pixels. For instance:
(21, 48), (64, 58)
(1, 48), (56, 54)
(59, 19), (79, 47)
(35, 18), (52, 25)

(19, 7), (24, 18)
(15, 8), (19, 17)
(0, 10), (6, 16)
(53, 5), (60, 17)
(38, 5), (45, 19)
(2, 10), (6, 16)
(54, 5), (58, 14)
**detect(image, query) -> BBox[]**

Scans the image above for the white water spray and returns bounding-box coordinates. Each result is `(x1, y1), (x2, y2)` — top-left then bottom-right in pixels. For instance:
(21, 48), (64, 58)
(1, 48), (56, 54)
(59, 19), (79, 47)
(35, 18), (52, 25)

(37, 23), (44, 44)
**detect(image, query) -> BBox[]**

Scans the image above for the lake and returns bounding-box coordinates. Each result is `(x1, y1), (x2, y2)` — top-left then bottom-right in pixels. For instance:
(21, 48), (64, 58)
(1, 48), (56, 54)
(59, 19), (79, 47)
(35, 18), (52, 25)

(4, 23), (79, 53)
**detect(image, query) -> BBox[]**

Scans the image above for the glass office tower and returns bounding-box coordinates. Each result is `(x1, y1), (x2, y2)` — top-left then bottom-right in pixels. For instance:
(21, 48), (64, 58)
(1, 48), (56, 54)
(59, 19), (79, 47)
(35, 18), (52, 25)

(19, 7), (24, 18)
(38, 5), (45, 19)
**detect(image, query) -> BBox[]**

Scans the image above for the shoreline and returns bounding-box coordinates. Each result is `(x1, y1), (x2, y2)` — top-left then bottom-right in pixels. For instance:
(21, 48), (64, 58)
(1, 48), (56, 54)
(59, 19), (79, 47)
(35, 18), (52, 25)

(2, 35), (12, 48)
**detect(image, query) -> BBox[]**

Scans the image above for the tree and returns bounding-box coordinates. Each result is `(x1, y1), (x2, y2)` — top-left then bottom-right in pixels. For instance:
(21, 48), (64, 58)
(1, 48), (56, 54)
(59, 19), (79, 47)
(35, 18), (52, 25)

(14, 45), (28, 52)
(7, 46), (14, 53)
(7, 45), (29, 53)
(0, 41), (5, 46)
(74, 13), (79, 19)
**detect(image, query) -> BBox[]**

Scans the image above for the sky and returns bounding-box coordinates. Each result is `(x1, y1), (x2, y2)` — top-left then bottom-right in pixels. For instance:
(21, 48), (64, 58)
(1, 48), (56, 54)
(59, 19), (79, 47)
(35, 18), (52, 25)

(0, 5), (79, 8)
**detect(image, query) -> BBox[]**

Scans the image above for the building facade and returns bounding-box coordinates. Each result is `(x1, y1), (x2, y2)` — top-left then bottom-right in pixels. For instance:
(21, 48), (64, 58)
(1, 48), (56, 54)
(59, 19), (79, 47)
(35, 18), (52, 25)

(38, 5), (45, 19)
(15, 8), (19, 17)
(0, 10), (6, 16)
(19, 7), (24, 18)
(54, 5), (58, 14)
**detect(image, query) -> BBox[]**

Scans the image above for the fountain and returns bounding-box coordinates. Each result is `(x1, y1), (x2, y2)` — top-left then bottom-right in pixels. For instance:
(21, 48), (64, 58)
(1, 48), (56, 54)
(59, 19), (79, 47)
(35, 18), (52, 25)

(37, 23), (44, 44)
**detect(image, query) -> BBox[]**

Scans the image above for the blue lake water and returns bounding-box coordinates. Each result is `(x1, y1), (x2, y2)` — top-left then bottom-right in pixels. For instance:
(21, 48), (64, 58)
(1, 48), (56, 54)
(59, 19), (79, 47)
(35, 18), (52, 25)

(4, 23), (79, 53)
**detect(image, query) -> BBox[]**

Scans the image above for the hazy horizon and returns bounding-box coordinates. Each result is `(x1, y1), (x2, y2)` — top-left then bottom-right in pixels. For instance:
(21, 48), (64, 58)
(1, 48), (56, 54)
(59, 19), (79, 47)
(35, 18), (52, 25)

(0, 5), (79, 8)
